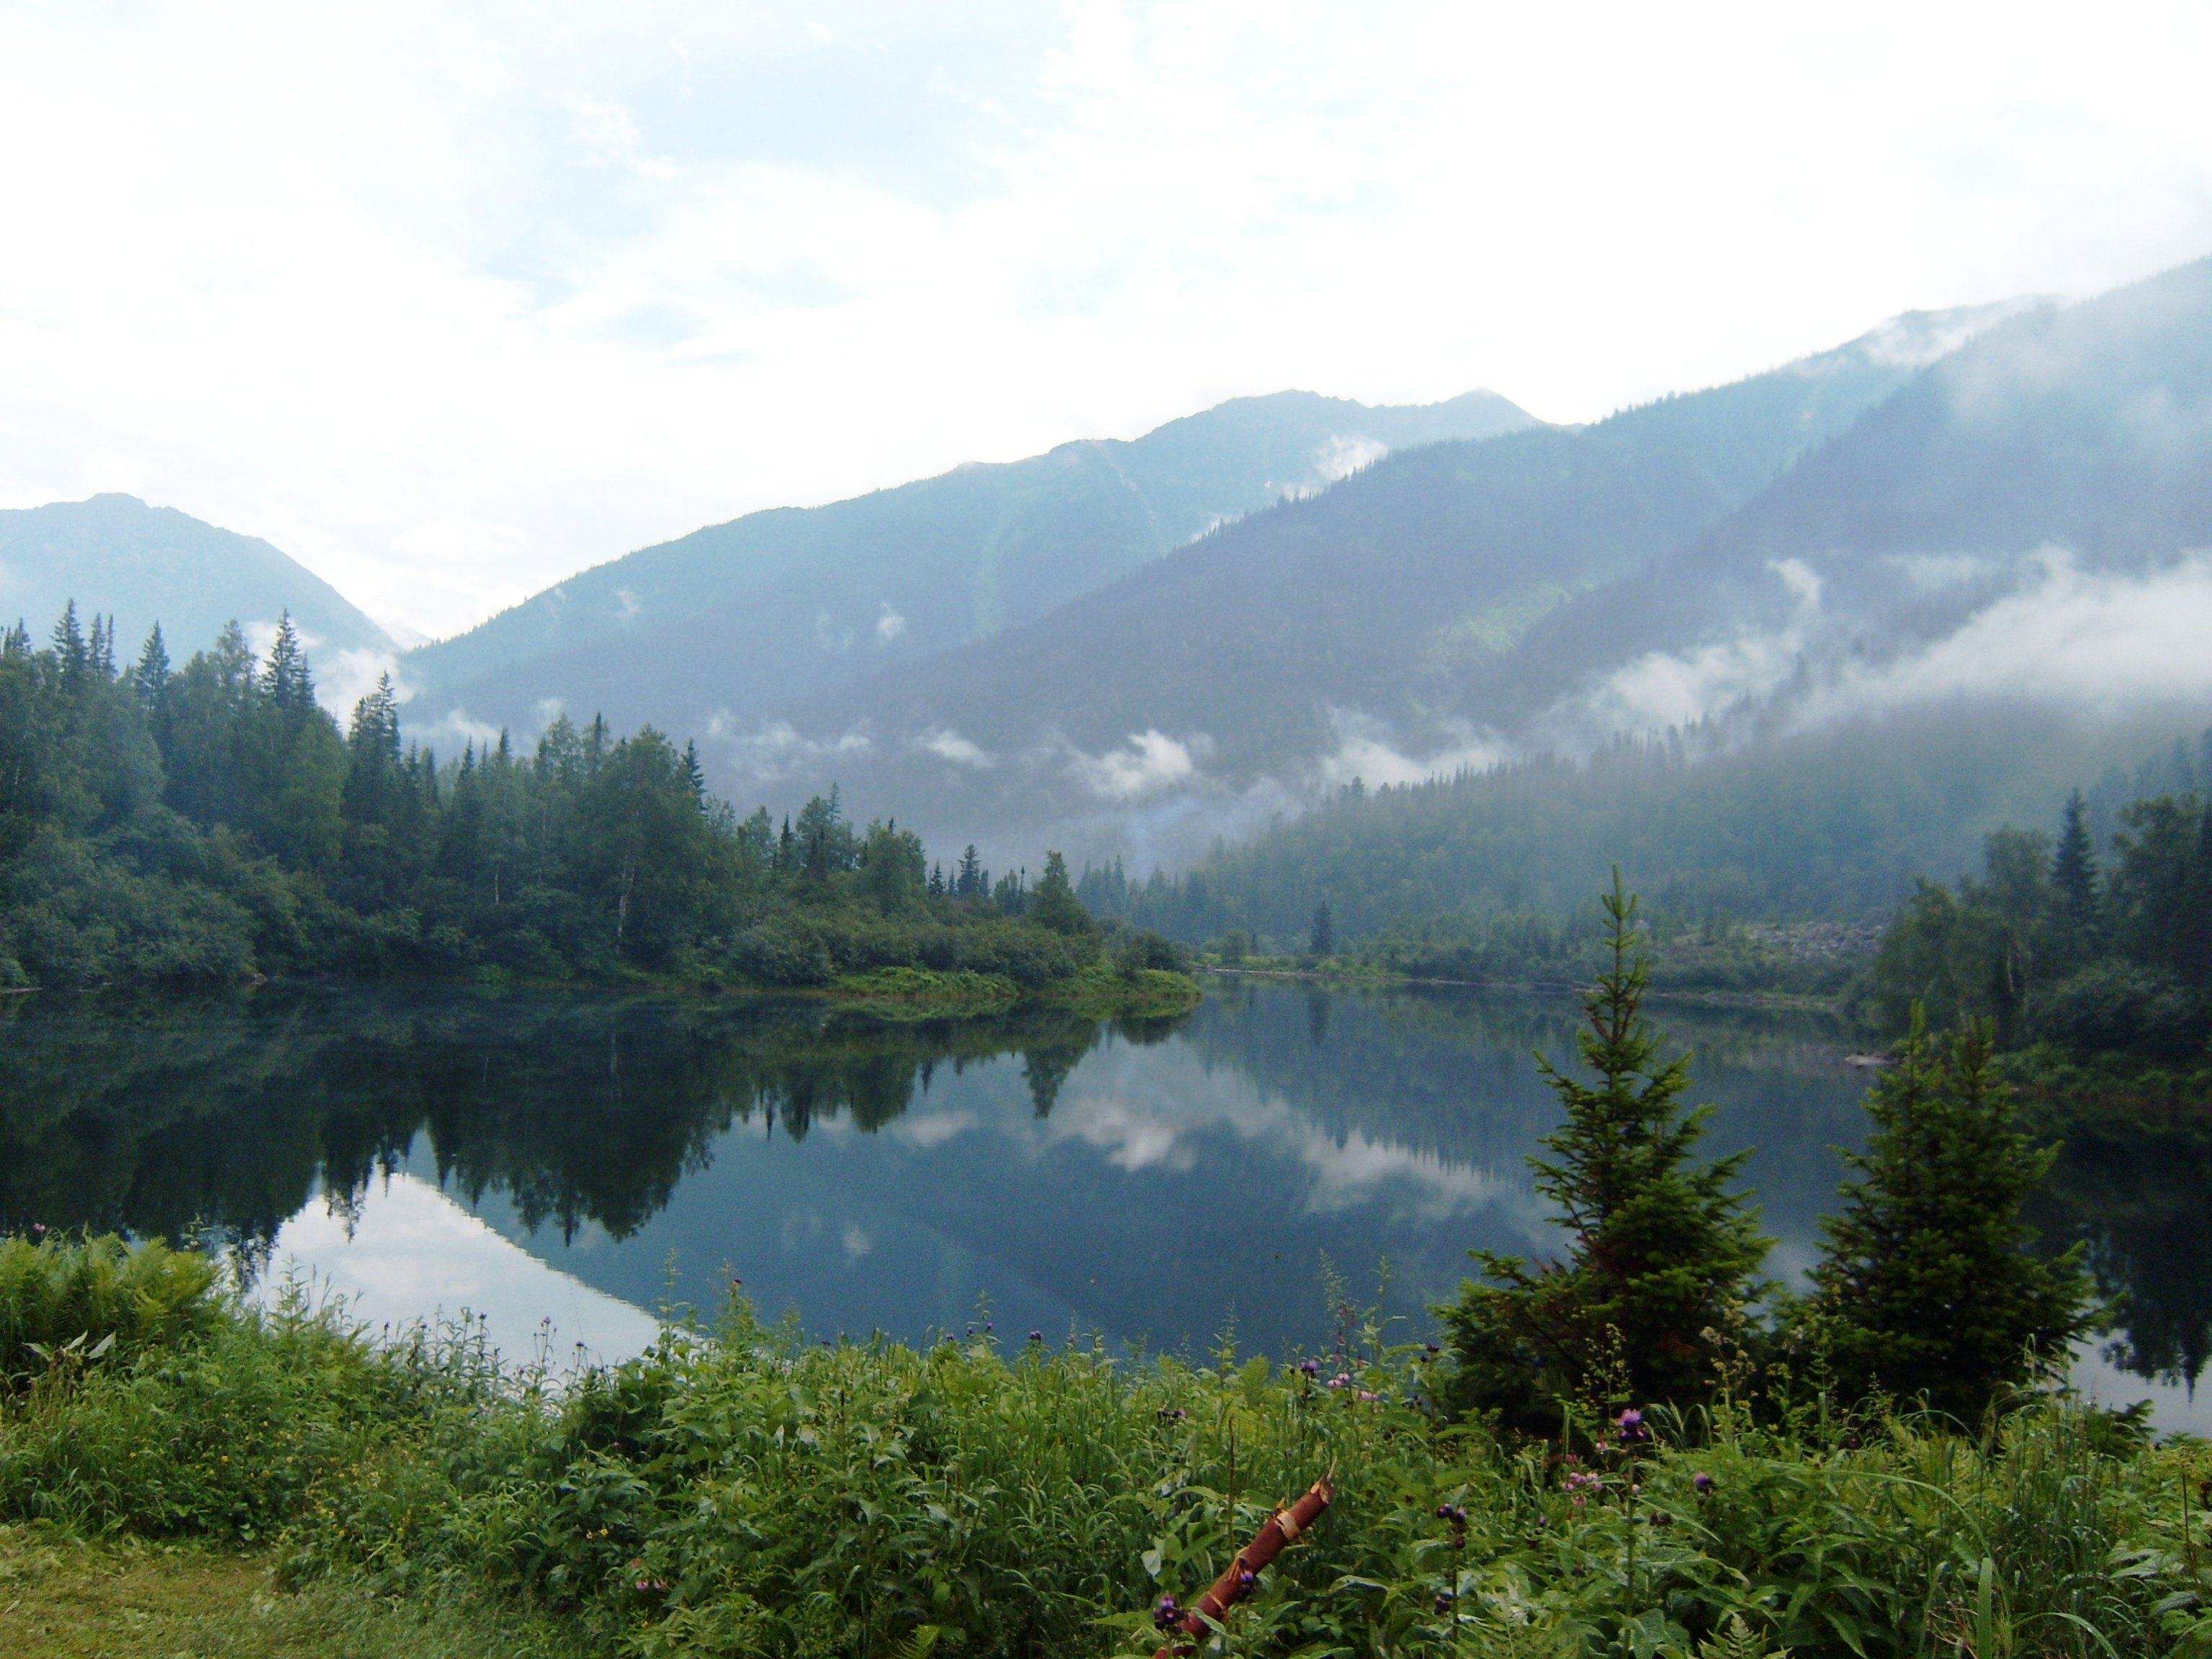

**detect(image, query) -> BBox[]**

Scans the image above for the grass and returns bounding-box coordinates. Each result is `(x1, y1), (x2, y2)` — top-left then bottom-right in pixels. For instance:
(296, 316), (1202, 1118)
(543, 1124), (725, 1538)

(6, 1236), (2212, 1657)
(0, 1524), (582, 1658)
(826, 961), (1202, 1020)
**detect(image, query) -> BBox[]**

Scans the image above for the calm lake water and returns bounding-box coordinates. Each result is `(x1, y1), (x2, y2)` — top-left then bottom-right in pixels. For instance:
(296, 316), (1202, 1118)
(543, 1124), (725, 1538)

(3, 979), (2205, 1429)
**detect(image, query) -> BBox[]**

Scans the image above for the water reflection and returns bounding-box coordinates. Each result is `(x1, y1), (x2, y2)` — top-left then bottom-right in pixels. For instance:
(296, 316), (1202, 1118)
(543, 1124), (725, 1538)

(0, 982), (2203, 1424)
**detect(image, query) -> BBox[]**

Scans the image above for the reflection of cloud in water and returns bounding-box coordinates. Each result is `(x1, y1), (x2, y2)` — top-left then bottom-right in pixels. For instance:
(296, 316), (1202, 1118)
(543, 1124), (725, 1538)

(261, 1172), (661, 1367)
(1032, 1051), (1537, 1233)
(1293, 1128), (1503, 1218)
(892, 1110), (979, 1149)
(1056, 1093), (1200, 1172)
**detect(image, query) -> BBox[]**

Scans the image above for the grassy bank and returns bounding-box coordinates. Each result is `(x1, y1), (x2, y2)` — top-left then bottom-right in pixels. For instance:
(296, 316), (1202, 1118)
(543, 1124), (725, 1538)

(825, 961), (1202, 1020)
(4, 1237), (2211, 1658)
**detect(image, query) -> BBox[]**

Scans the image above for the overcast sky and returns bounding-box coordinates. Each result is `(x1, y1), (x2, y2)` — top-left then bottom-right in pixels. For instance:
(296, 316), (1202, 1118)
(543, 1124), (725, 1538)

(3, 1), (2209, 642)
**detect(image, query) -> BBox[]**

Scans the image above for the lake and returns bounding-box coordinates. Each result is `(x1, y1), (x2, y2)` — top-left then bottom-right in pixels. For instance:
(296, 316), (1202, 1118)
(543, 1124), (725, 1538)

(3, 979), (2204, 1429)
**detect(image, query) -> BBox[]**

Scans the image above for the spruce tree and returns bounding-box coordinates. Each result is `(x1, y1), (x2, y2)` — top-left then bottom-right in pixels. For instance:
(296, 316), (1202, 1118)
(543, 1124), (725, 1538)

(1805, 1011), (2092, 1419)
(2049, 789), (2103, 965)
(1029, 850), (1093, 935)
(1439, 873), (1771, 1429)
(1309, 898), (1334, 957)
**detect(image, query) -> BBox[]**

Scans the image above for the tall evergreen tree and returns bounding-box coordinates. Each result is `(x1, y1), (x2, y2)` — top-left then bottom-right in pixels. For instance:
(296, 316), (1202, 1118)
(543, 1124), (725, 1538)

(1028, 850), (1092, 935)
(2050, 789), (2102, 956)
(1309, 897), (1334, 956)
(1439, 873), (1771, 1430)
(1804, 1011), (2092, 1418)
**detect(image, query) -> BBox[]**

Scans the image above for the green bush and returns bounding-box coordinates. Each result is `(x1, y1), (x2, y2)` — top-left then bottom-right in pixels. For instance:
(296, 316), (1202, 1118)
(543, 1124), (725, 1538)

(0, 1233), (222, 1385)
(5, 1232), (2211, 1657)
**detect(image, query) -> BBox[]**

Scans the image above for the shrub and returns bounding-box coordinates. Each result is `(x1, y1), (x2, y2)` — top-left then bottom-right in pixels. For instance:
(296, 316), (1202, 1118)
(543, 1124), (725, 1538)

(0, 1233), (222, 1385)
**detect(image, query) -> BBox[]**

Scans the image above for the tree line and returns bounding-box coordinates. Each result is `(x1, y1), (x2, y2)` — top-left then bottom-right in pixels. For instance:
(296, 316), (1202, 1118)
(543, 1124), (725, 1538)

(0, 605), (1166, 992)
(1861, 783), (2212, 1061)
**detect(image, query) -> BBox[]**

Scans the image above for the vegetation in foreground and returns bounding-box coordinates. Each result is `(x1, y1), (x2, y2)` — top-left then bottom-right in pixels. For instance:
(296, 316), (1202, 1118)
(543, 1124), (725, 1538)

(0, 605), (1192, 1012)
(0, 1241), (2206, 1659)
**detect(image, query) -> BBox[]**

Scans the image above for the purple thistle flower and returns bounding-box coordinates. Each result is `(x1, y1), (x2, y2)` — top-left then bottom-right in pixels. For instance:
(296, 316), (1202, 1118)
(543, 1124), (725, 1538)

(1694, 1472), (1715, 1496)
(1434, 1592), (1453, 1614)
(1236, 1568), (1256, 1591)
(1298, 1358), (1321, 1375)
(1154, 1593), (1181, 1631)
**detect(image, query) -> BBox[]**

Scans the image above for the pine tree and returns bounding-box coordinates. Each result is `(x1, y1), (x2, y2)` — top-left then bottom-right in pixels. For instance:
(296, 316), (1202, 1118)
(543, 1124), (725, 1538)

(1309, 898), (1334, 957)
(1805, 1010), (2092, 1419)
(1029, 850), (1093, 935)
(1439, 873), (1771, 1429)
(2049, 789), (2103, 966)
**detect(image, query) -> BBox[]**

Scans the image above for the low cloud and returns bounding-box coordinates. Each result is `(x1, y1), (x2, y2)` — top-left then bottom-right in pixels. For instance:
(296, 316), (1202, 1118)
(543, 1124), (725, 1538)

(711, 716), (874, 778)
(1800, 550), (2212, 724)
(1559, 558), (1821, 737)
(876, 603), (907, 643)
(1314, 708), (1508, 788)
(915, 727), (992, 768)
(1065, 729), (1202, 799)
(1313, 432), (1388, 482)
(320, 647), (412, 720)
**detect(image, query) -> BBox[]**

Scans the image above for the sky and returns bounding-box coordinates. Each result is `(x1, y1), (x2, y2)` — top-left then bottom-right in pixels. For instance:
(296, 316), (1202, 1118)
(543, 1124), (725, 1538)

(2, 1), (2210, 644)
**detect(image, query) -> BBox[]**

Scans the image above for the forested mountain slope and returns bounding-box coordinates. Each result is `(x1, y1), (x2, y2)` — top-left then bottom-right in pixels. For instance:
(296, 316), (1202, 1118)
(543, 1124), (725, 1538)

(717, 310), (1995, 864)
(401, 388), (1532, 732)
(1112, 257), (2212, 940)
(0, 494), (395, 664)
(1488, 254), (2212, 739)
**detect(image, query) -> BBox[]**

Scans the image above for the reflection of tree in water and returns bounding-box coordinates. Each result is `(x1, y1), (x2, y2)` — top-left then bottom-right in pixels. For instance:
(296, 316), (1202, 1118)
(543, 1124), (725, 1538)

(0, 989), (1152, 1254)
(2026, 1102), (2212, 1390)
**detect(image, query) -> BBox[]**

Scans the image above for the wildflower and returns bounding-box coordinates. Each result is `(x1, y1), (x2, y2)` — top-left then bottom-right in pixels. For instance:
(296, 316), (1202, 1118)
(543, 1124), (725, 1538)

(1614, 1407), (1649, 1442)
(1694, 1472), (1715, 1496)
(1236, 1568), (1256, 1591)
(1358, 1389), (1380, 1401)
(1434, 1592), (1453, 1614)
(1434, 1503), (1465, 1524)
(1328, 1372), (1351, 1389)
(1028, 1331), (1043, 1342)
(1154, 1593), (1181, 1631)
(1298, 1358), (1321, 1376)
(1424, 1341), (1441, 1354)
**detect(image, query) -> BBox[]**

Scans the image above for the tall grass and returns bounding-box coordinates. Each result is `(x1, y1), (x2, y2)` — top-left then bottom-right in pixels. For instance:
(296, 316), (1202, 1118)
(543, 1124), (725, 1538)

(2, 1234), (2210, 1656)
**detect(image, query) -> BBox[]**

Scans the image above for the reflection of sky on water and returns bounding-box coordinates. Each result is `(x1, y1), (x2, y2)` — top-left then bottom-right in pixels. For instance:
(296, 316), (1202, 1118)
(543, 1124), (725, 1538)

(8, 977), (2200, 1431)
(258, 1170), (662, 1367)
(265, 989), (2211, 1434)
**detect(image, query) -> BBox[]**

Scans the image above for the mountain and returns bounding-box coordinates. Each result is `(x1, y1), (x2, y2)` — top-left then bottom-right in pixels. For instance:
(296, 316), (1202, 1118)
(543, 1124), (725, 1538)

(401, 387), (1535, 732)
(697, 309), (2004, 866)
(1483, 257), (2212, 739)
(0, 493), (396, 663)
(1111, 256), (2212, 938)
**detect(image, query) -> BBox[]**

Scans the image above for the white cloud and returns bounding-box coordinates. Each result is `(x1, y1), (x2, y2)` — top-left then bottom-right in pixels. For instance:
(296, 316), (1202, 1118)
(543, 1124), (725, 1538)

(320, 647), (412, 719)
(1314, 708), (1506, 788)
(712, 716), (873, 778)
(1066, 728), (1200, 799)
(916, 727), (992, 767)
(1802, 549), (2212, 722)
(1563, 559), (1821, 736)
(2, 4), (2210, 639)
(1313, 432), (1388, 483)
(875, 603), (907, 643)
